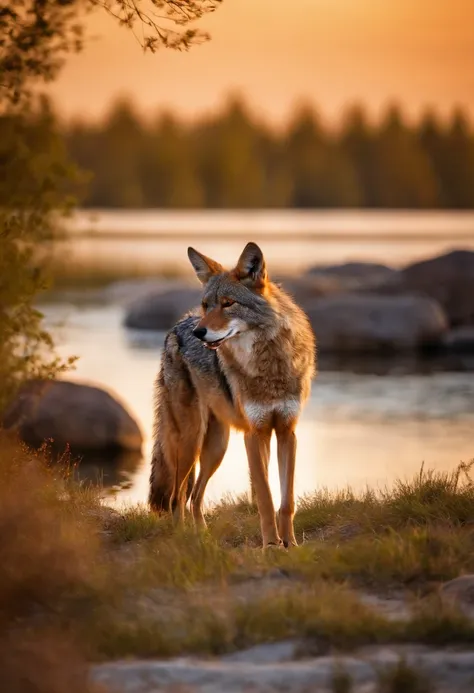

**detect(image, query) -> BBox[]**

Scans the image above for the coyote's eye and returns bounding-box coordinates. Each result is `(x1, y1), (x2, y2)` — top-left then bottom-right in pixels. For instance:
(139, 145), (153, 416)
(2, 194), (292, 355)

(202, 301), (208, 311)
(221, 298), (235, 308)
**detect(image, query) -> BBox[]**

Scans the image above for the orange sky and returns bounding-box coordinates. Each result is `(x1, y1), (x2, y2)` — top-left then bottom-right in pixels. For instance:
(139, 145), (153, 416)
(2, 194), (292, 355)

(50, 0), (474, 126)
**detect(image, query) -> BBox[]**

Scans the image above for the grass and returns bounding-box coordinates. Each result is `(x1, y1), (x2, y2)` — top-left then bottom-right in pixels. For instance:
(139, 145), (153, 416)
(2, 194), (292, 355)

(2, 435), (474, 689)
(87, 459), (474, 660)
(85, 585), (474, 662)
(0, 434), (104, 692)
(102, 462), (474, 591)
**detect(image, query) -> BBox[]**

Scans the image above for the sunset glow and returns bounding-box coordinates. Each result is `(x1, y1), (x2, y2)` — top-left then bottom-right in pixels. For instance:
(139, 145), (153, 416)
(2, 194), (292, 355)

(49, 0), (474, 125)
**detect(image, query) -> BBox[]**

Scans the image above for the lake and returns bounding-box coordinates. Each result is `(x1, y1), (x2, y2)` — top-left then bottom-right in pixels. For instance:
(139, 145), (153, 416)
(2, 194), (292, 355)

(43, 209), (474, 508)
(65, 208), (474, 273)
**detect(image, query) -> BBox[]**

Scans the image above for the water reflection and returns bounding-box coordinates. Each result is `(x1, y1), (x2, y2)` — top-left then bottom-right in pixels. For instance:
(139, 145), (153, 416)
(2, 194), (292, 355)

(42, 301), (474, 508)
(51, 446), (143, 494)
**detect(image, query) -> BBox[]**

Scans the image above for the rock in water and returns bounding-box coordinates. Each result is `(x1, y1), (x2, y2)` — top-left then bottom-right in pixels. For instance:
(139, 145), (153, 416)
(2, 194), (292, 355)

(402, 250), (474, 327)
(307, 261), (398, 291)
(124, 286), (201, 331)
(305, 294), (448, 352)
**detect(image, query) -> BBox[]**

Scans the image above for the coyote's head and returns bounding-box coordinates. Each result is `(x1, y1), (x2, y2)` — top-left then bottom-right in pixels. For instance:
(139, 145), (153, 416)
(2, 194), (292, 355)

(187, 242), (275, 350)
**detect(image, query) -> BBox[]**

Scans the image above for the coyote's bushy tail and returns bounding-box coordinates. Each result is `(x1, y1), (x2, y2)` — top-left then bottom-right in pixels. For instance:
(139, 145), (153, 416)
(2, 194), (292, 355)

(148, 329), (199, 513)
(148, 444), (194, 512)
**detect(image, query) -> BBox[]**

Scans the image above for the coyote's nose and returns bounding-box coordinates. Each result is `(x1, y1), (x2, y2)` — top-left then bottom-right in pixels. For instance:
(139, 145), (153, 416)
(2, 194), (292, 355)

(193, 327), (207, 341)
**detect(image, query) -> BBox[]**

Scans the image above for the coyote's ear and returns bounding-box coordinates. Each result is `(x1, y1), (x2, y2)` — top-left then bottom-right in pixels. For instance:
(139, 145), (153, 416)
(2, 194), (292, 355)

(234, 242), (267, 288)
(187, 247), (223, 285)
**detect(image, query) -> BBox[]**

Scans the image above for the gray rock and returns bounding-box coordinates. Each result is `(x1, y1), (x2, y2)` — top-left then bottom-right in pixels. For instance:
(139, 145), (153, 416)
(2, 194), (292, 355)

(104, 279), (194, 306)
(440, 575), (474, 608)
(305, 294), (448, 352)
(3, 380), (142, 451)
(307, 262), (399, 291)
(91, 648), (474, 692)
(277, 274), (343, 308)
(401, 250), (474, 327)
(124, 287), (201, 331)
(220, 640), (300, 664)
(357, 592), (411, 622)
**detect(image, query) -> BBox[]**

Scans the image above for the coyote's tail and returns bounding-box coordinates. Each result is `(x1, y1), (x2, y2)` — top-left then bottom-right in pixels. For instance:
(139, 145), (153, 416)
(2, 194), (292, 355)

(149, 444), (195, 513)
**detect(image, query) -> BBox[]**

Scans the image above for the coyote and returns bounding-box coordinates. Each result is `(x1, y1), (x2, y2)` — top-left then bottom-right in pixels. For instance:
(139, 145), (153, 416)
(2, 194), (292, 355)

(149, 242), (316, 547)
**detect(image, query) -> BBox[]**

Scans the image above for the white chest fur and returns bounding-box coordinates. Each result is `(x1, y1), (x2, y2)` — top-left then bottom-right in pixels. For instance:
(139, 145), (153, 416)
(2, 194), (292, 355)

(219, 330), (301, 427)
(224, 330), (257, 374)
(243, 399), (300, 426)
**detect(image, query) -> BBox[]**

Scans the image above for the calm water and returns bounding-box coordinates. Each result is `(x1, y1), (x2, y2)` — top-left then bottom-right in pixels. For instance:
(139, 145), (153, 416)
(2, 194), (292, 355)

(65, 209), (474, 273)
(44, 210), (474, 507)
(42, 303), (474, 509)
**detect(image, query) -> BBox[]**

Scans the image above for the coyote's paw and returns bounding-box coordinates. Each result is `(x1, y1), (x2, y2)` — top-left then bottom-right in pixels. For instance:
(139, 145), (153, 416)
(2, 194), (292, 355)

(263, 540), (284, 551)
(282, 538), (298, 549)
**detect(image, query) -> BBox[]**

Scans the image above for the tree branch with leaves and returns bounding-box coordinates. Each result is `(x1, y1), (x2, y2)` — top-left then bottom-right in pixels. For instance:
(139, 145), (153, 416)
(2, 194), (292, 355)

(0, 0), (222, 411)
(1, 0), (221, 104)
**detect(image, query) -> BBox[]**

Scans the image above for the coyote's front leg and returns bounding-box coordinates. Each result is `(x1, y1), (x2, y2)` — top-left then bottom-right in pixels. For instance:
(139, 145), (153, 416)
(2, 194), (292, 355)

(244, 427), (281, 548)
(275, 418), (298, 547)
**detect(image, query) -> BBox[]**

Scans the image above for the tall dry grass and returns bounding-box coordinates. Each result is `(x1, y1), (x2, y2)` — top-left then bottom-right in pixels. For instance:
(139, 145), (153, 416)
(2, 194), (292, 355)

(0, 433), (103, 693)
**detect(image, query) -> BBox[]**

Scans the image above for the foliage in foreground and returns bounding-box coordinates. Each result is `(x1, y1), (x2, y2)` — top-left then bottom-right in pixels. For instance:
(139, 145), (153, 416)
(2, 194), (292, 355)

(0, 0), (221, 414)
(0, 99), (80, 413)
(0, 435), (104, 692)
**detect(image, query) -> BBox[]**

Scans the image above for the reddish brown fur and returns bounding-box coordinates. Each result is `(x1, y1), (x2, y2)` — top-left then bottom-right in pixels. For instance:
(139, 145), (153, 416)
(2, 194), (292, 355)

(149, 243), (316, 548)
(196, 304), (231, 333)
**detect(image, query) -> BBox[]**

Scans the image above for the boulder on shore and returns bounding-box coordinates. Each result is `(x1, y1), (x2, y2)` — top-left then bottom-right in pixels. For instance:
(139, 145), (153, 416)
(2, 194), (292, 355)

(3, 380), (143, 452)
(305, 293), (448, 353)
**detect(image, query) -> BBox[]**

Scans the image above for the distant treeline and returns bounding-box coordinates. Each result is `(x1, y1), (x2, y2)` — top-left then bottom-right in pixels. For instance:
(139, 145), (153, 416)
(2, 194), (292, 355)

(9, 97), (474, 209)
